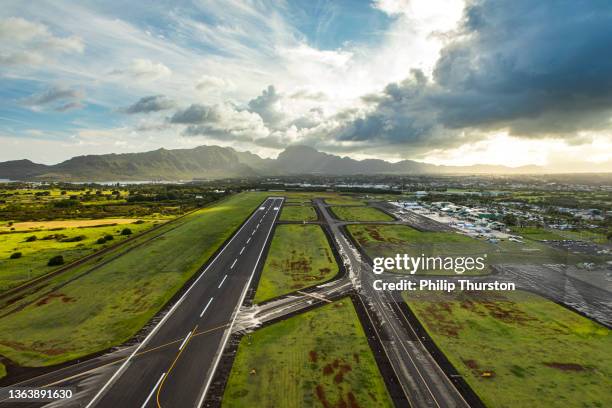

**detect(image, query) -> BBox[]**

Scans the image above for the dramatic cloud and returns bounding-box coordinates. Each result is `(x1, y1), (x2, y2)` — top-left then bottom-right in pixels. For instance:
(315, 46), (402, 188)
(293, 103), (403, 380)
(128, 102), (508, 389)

(0, 17), (83, 65)
(247, 85), (285, 129)
(170, 103), (270, 144)
(123, 95), (175, 114)
(332, 0), (612, 152)
(430, 0), (612, 137)
(110, 58), (171, 81)
(2, 0), (611, 169)
(22, 86), (85, 112)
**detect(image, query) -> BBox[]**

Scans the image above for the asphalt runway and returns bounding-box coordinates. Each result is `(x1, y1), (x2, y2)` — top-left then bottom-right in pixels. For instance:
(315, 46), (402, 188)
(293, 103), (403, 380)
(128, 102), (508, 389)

(83, 196), (284, 408)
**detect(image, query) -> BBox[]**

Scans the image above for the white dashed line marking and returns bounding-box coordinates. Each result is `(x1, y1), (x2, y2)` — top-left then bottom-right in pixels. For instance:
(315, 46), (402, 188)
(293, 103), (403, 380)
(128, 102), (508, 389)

(178, 331), (192, 351)
(140, 372), (165, 408)
(246, 237), (251, 244)
(200, 297), (214, 318)
(218, 274), (228, 288)
(230, 259), (237, 269)
(240, 247), (245, 255)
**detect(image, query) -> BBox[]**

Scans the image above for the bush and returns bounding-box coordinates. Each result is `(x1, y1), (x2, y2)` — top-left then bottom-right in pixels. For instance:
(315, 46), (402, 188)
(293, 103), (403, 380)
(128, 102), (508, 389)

(10, 252), (22, 259)
(96, 237), (107, 244)
(48, 255), (64, 266)
(104, 234), (114, 241)
(53, 199), (79, 208)
(133, 220), (145, 224)
(25, 235), (37, 242)
(60, 235), (86, 242)
(121, 228), (132, 236)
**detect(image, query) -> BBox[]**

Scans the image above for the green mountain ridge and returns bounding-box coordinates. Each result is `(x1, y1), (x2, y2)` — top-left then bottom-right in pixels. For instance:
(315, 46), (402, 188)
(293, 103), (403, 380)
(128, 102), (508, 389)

(0, 144), (543, 181)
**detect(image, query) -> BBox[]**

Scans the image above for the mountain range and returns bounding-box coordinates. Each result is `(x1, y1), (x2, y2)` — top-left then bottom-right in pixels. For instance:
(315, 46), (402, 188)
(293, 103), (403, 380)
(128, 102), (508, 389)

(0, 145), (543, 181)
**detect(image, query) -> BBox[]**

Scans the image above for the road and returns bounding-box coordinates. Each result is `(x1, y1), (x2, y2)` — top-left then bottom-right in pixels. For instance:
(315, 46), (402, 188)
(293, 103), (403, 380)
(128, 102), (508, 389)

(81, 196), (284, 408)
(313, 198), (472, 408)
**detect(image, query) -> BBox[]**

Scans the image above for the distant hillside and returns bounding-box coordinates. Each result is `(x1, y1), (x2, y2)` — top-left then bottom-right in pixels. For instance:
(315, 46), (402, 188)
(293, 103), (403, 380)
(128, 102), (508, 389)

(273, 145), (540, 175)
(0, 144), (544, 181)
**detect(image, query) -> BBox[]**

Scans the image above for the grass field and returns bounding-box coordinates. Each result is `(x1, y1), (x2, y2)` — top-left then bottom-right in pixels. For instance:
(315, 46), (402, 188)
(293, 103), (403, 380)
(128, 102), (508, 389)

(347, 225), (591, 274)
(1, 218), (139, 232)
(0, 362), (5, 379)
(0, 220), (157, 291)
(323, 196), (367, 205)
(254, 225), (338, 303)
(0, 192), (269, 368)
(348, 225), (491, 275)
(223, 299), (393, 408)
(404, 290), (612, 408)
(280, 206), (318, 222)
(330, 206), (394, 222)
(512, 226), (609, 244)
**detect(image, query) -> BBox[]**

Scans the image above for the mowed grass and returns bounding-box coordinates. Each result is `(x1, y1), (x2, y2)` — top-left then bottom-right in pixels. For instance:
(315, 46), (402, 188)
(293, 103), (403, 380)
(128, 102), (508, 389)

(0, 220), (156, 291)
(347, 225), (588, 274)
(280, 205), (318, 222)
(0, 192), (269, 367)
(223, 299), (393, 408)
(330, 206), (394, 222)
(254, 225), (338, 303)
(348, 224), (490, 275)
(0, 362), (5, 379)
(404, 290), (612, 408)
(512, 226), (609, 244)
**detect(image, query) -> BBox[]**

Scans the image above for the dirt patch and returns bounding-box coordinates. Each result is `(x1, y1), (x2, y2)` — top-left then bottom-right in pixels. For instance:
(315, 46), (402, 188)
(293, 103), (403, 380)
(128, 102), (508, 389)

(421, 302), (463, 337)
(35, 293), (76, 306)
(347, 392), (361, 408)
(544, 362), (586, 371)
(309, 350), (318, 363)
(315, 385), (331, 408)
(463, 359), (479, 370)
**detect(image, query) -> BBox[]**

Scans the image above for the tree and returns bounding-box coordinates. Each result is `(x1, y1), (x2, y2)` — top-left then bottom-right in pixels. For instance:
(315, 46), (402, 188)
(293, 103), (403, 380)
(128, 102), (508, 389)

(121, 228), (132, 236)
(48, 255), (64, 266)
(503, 213), (518, 226)
(10, 252), (22, 259)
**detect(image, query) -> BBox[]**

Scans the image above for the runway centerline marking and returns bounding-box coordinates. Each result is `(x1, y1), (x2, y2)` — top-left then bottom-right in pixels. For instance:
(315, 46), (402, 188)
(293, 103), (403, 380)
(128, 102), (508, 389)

(230, 259), (237, 269)
(140, 372), (165, 408)
(178, 331), (192, 351)
(218, 274), (228, 288)
(200, 297), (214, 318)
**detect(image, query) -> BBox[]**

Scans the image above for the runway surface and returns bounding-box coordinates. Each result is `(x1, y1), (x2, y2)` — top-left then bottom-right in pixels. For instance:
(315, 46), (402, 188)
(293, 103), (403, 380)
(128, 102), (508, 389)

(85, 196), (284, 408)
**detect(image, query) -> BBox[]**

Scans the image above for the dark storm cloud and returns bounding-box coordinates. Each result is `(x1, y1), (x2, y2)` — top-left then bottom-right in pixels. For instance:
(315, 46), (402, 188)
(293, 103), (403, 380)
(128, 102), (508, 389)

(334, 0), (612, 147)
(432, 0), (612, 135)
(123, 95), (175, 114)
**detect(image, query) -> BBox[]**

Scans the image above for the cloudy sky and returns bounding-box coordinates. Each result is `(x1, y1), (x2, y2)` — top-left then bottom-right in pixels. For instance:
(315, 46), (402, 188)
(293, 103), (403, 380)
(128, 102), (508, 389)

(1, 0), (611, 171)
